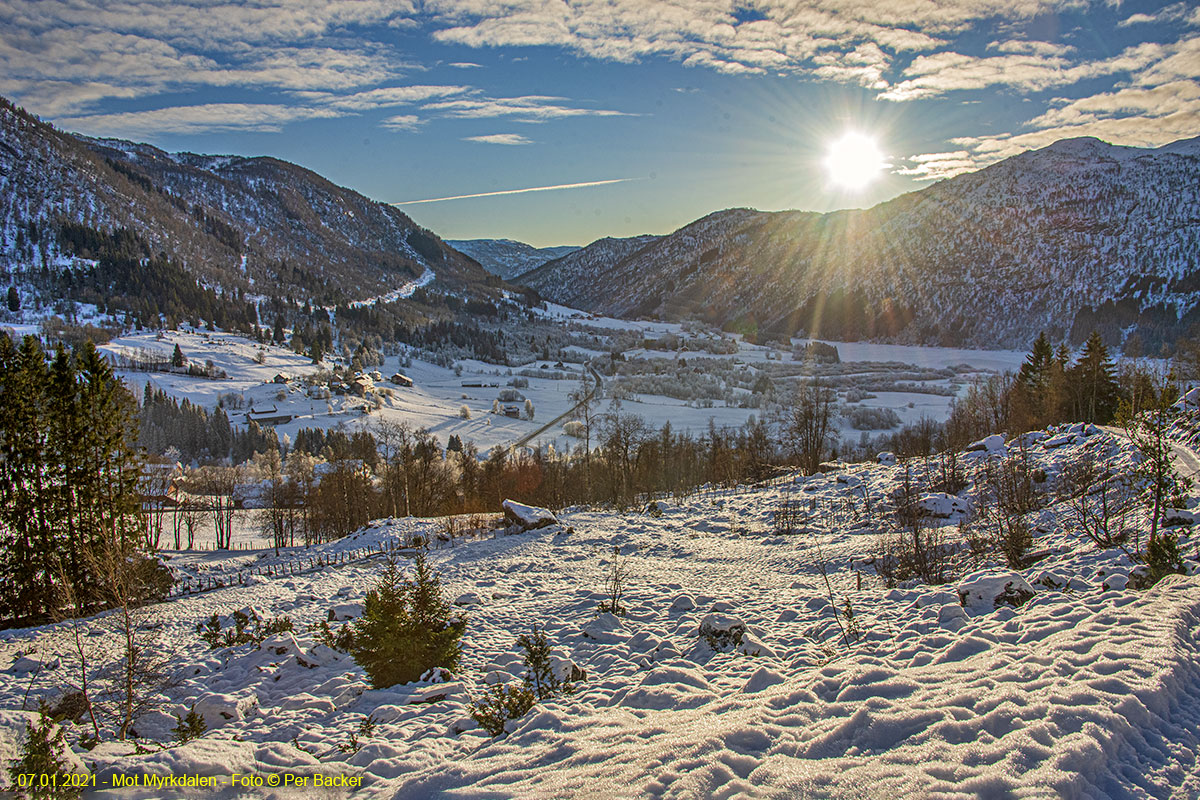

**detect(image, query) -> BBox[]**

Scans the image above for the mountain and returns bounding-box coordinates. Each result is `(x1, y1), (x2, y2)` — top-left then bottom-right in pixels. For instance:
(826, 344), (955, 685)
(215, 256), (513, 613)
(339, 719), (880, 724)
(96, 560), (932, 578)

(0, 97), (499, 321)
(515, 234), (664, 294)
(447, 239), (579, 280)
(520, 136), (1200, 350)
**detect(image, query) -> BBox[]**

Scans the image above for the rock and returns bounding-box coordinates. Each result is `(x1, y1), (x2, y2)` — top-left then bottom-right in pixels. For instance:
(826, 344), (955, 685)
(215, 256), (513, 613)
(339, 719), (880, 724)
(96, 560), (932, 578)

(454, 592), (485, 606)
(918, 493), (971, 518)
(742, 667), (786, 693)
(736, 631), (776, 657)
(305, 644), (343, 667)
(193, 693), (258, 729)
(502, 500), (558, 530)
(669, 594), (696, 612)
(1103, 573), (1129, 591)
(957, 570), (1036, 613)
(1162, 508), (1198, 527)
(699, 613), (746, 650)
(581, 613), (626, 644)
(877, 451), (897, 465)
(549, 656), (587, 684)
(10, 655), (57, 675)
(328, 602), (363, 621)
(966, 434), (1006, 453)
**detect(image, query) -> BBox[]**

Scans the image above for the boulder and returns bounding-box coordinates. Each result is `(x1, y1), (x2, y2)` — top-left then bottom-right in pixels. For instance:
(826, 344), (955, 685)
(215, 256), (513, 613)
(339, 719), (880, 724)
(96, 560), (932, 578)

(957, 570), (1036, 613)
(502, 500), (558, 530)
(699, 613), (746, 650)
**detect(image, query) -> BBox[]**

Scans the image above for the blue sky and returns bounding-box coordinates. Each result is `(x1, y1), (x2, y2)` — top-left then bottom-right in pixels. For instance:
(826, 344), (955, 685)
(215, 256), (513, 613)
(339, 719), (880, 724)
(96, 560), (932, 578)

(3, 1), (1197, 247)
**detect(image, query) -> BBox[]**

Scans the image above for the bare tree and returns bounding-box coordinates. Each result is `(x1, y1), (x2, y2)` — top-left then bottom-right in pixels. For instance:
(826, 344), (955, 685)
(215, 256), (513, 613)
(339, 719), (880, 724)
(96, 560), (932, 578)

(780, 379), (837, 474)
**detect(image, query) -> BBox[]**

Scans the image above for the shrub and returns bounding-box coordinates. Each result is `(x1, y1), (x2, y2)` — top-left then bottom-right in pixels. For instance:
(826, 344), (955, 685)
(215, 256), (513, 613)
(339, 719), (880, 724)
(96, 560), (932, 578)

(171, 707), (206, 744)
(597, 546), (627, 615)
(469, 626), (574, 737)
(8, 708), (80, 800)
(517, 626), (575, 700)
(196, 611), (294, 649)
(773, 498), (805, 536)
(469, 684), (536, 737)
(458, 405), (471, 419)
(313, 620), (356, 652)
(1134, 533), (1187, 588)
(351, 550), (465, 688)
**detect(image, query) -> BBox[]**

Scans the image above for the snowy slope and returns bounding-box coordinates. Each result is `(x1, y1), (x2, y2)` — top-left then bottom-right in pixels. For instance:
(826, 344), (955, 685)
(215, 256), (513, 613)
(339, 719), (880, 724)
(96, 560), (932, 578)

(448, 239), (580, 280)
(0, 98), (496, 307)
(2, 425), (1199, 797)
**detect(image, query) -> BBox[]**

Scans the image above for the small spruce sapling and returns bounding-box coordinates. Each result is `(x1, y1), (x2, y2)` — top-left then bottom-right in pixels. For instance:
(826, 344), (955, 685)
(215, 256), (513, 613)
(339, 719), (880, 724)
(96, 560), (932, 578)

(8, 708), (80, 800)
(171, 706), (206, 744)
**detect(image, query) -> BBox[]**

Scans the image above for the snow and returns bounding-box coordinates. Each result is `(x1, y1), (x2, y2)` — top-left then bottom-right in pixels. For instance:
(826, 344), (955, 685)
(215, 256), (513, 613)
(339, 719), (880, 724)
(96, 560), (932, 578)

(347, 267), (435, 309)
(0, 425), (1198, 796)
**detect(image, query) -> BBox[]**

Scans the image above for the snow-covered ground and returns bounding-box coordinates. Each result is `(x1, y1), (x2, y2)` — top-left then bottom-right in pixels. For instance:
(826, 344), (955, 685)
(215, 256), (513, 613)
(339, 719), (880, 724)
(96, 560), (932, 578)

(4, 425), (1200, 797)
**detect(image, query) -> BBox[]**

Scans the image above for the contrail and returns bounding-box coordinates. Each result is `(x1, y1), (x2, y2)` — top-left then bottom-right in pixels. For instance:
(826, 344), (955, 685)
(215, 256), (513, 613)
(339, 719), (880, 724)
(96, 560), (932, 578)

(391, 178), (636, 205)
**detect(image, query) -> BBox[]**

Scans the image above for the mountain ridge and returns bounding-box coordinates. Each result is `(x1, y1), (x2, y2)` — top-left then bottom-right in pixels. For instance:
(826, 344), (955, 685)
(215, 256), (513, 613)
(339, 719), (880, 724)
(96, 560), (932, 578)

(516, 136), (1200, 350)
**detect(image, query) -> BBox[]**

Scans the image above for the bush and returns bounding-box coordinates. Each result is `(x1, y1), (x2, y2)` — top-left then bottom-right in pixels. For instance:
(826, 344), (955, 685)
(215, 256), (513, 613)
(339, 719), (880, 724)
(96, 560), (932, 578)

(1134, 533), (1187, 588)
(351, 549), (465, 688)
(458, 405), (471, 419)
(171, 707), (206, 744)
(196, 611), (294, 649)
(469, 626), (575, 736)
(469, 684), (536, 737)
(8, 709), (80, 799)
(597, 546), (627, 615)
(517, 626), (575, 700)
(313, 620), (356, 652)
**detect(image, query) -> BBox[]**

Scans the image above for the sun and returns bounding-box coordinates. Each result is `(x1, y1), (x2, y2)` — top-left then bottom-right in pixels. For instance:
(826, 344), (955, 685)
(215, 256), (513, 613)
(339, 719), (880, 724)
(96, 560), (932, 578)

(824, 132), (887, 190)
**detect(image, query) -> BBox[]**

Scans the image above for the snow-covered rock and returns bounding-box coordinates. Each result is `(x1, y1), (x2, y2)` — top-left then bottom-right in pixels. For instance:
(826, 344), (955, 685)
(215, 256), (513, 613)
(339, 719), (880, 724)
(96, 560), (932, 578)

(918, 493), (971, 518)
(193, 692), (258, 729)
(502, 500), (558, 530)
(454, 592), (485, 606)
(668, 594), (696, 612)
(328, 602), (363, 621)
(581, 613), (626, 643)
(966, 434), (1006, 453)
(699, 613), (746, 649)
(957, 570), (1036, 613)
(877, 451), (897, 465)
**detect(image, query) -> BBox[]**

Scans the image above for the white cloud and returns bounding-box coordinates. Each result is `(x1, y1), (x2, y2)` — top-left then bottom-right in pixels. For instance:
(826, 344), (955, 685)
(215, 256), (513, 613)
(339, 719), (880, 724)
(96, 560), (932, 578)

(55, 103), (345, 137)
(462, 133), (534, 144)
(299, 85), (472, 110)
(422, 95), (630, 121)
(1118, 2), (1200, 28)
(380, 114), (422, 131)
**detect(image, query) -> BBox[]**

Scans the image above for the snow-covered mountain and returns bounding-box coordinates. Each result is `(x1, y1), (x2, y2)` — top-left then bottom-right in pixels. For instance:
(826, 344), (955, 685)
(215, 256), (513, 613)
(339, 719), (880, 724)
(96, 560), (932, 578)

(516, 234), (664, 294)
(0, 97), (497, 309)
(520, 136), (1200, 350)
(448, 239), (580, 280)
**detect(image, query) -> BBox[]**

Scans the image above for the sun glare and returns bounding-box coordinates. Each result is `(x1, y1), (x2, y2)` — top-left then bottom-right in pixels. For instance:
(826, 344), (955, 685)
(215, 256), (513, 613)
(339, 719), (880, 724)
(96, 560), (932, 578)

(824, 132), (887, 190)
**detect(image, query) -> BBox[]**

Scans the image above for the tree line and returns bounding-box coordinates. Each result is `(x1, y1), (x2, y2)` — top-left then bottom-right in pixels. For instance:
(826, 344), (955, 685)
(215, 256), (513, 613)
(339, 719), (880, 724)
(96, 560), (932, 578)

(0, 336), (167, 626)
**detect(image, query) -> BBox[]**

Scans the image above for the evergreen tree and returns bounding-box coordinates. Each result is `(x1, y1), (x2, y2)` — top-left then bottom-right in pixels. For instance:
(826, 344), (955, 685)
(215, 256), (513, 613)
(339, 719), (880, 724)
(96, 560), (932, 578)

(1070, 330), (1120, 423)
(351, 549), (464, 688)
(6, 286), (19, 313)
(171, 343), (186, 368)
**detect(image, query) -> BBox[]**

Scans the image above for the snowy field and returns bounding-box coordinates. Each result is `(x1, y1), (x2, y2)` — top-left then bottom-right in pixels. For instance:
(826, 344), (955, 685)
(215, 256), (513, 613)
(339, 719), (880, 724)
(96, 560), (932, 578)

(96, 319), (1029, 459)
(3, 425), (1199, 797)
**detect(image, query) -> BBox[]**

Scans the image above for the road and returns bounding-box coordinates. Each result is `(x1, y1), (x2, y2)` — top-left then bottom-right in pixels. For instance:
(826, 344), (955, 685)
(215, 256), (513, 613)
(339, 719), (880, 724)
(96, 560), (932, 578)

(1100, 423), (1200, 479)
(513, 365), (602, 449)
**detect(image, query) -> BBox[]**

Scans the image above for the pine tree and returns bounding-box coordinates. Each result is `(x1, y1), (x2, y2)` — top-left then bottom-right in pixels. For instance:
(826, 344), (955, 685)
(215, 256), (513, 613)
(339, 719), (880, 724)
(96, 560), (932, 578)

(171, 343), (186, 368)
(351, 549), (464, 688)
(6, 286), (19, 313)
(1070, 330), (1119, 423)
